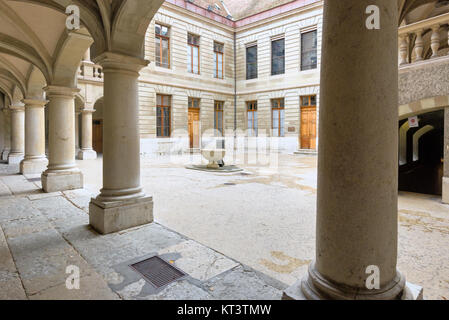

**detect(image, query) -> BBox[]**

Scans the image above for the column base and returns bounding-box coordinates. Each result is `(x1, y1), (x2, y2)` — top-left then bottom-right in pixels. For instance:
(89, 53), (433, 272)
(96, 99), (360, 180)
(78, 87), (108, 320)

(282, 266), (424, 300)
(20, 158), (48, 175)
(89, 196), (153, 235)
(8, 153), (24, 164)
(77, 149), (97, 160)
(442, 177), (449, 204)
(1, 149), (10, 161)
(41, 170), (83, 193)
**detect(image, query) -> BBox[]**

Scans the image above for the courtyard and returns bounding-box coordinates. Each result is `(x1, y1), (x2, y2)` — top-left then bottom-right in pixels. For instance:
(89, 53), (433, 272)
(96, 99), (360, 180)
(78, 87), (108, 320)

(1, 153), (448, 300)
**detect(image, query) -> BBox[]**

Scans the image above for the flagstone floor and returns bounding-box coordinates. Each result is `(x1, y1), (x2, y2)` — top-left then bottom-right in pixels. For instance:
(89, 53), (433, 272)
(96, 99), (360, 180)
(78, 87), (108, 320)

(1, 153), (448, 299)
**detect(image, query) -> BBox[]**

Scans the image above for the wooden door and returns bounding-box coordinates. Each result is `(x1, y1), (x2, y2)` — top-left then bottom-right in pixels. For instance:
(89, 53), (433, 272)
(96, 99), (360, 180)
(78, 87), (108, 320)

(300, 106), (316, 150)
(188, 108), (200, 148)
(92, 119), (103, 153)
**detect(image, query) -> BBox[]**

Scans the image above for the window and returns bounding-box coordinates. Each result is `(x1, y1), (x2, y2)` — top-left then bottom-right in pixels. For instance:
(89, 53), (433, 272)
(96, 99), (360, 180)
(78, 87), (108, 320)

(301, 95), (317, 107)
(246, 45), (257, 80)
(214, 101), (224, 136)
(271, 98), (285, 137)
(156, 94), (171, 137)
(271, 38), (285, 75)
(187, 33), (200, 74)
(213, 42), (224, 79)
(188, 97), (200, 108)
(155, 23), (170, 68)
(301, 30), (317, 71)
(247, 101), (258, 137)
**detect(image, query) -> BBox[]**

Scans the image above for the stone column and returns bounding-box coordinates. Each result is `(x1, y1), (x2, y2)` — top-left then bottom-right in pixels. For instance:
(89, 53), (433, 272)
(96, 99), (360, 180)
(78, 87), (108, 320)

(283, 0), (420, 300)
(89, 52), (152, 234)
(442, 108), (449, 203)
(20, 99), (48, 174)
(75, 110), (80, 152)
(77, 109), (97, 160)
(1, 108), (11, 161)
(8, 105), (25, 164)
(41, 86), (83, 193)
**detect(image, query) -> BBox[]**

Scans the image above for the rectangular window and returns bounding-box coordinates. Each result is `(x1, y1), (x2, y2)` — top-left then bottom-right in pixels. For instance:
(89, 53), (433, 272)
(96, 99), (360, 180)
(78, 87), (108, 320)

(155, 23), (170, 68)
(271, 38), (285, 75)
(247, 101), (258, 137)
(187, 33), (200, 74)
(271, 98), (285, 137)
(156, 94), (171, 137)
(301, 30), (317, 71)
(188, 97), (200, 108)
(214, 101), (224, 136)
(213, 42), (224, 79)
(246, 45), (257, 80)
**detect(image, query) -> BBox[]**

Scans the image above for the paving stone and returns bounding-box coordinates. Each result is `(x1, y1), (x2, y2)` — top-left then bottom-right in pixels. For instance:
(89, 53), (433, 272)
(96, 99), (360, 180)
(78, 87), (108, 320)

(63, 189), (95, 212)
(6, 228), (95, 295)
(0, 226), (27, 300)
(158, 240), (239, 282)
(204, 266), (283, 300)
(0, 179), (12, 197)
(0, 174), (41, 195)
(29, 273), (120, 300)
(1, 213), (53, 239)
(144, 280), (213, 300)
(0, 197), (39, 222)
(27, 192), (62, 201)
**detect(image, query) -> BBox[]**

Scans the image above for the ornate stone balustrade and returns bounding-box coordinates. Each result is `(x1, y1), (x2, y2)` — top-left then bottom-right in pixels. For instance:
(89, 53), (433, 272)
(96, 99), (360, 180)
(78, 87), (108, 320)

(78, 61), (103, 82)
(399, 12), (449, 65)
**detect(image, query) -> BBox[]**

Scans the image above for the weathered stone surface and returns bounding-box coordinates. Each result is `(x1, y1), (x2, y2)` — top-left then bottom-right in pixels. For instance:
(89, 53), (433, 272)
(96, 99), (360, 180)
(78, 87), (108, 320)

(158, 240), (239, 282)
(204, 266), (283, 300)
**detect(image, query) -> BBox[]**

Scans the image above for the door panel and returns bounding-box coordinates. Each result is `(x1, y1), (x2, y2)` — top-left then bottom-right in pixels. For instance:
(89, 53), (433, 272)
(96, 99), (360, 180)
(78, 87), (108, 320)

(93, 120), (103, 153)
(188, 108), (200, 148)
(300, 107), (316, 150)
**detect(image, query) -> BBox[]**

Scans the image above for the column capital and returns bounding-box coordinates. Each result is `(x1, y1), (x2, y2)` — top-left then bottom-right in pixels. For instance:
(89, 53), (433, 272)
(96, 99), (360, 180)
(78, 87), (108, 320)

(22, 99), (48, 108)
(44, 85), (80, 98)
(81, 108), (95, 114)
(9, 104), (25, 112)
(93, 51), (149, 75)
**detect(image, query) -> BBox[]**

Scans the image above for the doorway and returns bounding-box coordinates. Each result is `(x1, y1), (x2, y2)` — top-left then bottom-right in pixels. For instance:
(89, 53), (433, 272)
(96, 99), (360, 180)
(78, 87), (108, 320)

(93, 119), (103, 153)
(300, 95), (317, 150)
(188, 98), (200, 149)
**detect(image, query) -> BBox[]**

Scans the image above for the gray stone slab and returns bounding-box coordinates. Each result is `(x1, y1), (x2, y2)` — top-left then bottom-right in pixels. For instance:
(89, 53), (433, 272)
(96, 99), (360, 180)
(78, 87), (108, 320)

(63, 189), (95, 212)
(144, 280), (213, 300)
(0, 174), (40, 196)
(0, 197), (39, 223)
(158, 240), (239, 282)
(204, 266), (283, 300)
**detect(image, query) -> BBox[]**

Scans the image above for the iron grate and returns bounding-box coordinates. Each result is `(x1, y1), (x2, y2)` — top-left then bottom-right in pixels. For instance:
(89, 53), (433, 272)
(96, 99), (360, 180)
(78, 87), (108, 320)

(130, 256), (186, 289)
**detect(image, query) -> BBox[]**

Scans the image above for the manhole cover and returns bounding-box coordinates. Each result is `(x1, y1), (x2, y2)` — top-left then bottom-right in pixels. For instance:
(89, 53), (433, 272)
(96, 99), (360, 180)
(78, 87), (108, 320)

(130, 256), (186, 289)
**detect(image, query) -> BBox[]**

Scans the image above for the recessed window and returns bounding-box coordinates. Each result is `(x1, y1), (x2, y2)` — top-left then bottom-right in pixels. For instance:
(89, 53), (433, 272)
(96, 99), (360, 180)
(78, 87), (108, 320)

(188, 97), (200, 108)
(246, 45), (258, 80)
(187, 33), (200, 74)
(301, 30), (317, 71)
(271, 38), (285, 76)
(214, 101), (224, 136)
(156, 94), (171, 137)
(155, 23), (170, 68)
(247, 101), (258, 137)
(271, 98), (285, 137)
(213, 42), (224, 79)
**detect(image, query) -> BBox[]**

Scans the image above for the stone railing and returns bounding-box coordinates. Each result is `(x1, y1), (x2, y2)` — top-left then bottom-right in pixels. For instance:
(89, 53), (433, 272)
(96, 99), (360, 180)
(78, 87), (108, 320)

(78, 61), (103, 81)
(398, 12), (449, 65)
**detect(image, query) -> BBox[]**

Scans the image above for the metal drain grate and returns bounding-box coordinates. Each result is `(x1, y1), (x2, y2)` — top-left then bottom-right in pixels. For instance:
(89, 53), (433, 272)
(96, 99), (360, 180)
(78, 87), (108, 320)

(130, 256), (186, 288)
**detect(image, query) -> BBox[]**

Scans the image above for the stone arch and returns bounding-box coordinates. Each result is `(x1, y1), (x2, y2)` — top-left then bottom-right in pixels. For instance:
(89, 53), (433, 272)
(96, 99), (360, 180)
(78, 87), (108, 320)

(413, 125), (434, 161)
(399, 121), (410, 165)
(26, 66), (46, 100)
(399, 95), (449, 120)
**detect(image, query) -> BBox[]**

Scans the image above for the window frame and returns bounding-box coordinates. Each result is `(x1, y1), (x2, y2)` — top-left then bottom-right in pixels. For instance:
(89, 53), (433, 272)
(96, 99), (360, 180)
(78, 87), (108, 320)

(246, 101), (258, 137)
(156, 94), (171, 138)
(246, 44), (258, 80)
(155, 23), (170, 69)
(271, 98), (285, 137)
(214, 100), (224, 136)
(213, 41), (224, 79)
(271, 37), (285, 76)
(188, 33), (200, 75)
(300, 29), (318, 71)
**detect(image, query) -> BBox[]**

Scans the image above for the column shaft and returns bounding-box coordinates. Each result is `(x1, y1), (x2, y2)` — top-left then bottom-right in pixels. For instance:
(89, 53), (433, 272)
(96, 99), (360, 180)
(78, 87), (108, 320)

(77, 109), (97, 160)
(284, 0), (419, 300)
(89, 52), (152, 234)
(8, 105), (25, 164)
(41, 86), (83, 192)
(442, 108), (449, 203)
(20, 100), (48, 174)
(1, 108), (11, 161)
